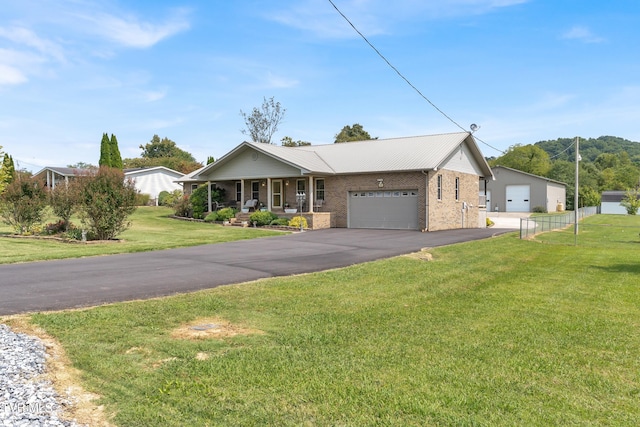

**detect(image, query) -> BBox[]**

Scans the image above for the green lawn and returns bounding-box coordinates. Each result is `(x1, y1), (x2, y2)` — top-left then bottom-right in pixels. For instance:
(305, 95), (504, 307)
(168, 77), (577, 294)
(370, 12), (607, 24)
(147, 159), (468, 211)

(22, 215), (640, 426)
(0, 206), (283, 264)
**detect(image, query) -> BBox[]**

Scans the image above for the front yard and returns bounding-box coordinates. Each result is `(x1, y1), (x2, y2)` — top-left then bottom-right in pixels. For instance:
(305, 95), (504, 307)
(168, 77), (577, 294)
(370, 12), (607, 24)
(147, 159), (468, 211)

(0, 206), (284, 264)
(6, 215), (639, 426)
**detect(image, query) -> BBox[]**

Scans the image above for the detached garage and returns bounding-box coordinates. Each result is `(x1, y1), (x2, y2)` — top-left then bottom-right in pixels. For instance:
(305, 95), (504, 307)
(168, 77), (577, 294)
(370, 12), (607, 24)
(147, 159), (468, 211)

(486, 166), (566, 213)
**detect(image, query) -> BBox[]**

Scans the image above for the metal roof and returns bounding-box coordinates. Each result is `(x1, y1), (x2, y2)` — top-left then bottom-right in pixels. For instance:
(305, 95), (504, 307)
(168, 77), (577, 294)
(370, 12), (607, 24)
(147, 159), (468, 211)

(185, 132), (493, 181)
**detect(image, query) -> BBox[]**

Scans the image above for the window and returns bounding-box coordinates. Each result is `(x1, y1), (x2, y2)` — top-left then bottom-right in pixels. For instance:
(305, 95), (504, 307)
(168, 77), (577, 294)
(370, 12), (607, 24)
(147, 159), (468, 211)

(191, 184), (198, 192)
(251, 181), (260, 201)
(455, 177), (460, 201)
(436, 175), (442, 200)
(296, 179), (306, 194)
(315, 179), (325, 200)
(235, 182), (242, 202)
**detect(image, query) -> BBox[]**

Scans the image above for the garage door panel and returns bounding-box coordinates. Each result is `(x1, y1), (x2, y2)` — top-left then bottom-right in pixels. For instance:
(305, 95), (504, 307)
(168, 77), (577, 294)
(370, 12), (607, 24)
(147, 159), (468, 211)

(506, 185), (530, 212)
(349, 190), (418, 229)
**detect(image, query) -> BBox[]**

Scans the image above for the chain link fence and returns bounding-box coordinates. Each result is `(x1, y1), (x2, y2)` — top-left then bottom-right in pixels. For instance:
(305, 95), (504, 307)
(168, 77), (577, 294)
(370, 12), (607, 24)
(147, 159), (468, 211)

(520, 206), (599, 239)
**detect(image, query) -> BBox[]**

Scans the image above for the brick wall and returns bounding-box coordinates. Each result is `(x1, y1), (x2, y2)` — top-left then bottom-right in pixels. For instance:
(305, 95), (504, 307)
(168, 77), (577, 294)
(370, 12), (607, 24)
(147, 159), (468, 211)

(426, 170), (480, 231)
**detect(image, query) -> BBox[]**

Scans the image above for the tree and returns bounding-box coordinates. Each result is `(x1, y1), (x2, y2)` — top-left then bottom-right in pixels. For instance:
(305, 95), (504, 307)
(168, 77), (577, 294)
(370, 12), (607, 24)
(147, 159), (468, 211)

(621, 189), (640, 215)
(99, 133), (111, 167)
(490, 144), (551, 176)
(334, 123), (376, 143)
(124, 135), (202, 174)
(109, 134), (123, 169)
(0, 174), (48, 234)
(67, 162), (97, 170)
(76, 167), (138, 240)
(240, 96), (286, 144)
(281, 136), (311, 147)
(2, 153), (15, 187)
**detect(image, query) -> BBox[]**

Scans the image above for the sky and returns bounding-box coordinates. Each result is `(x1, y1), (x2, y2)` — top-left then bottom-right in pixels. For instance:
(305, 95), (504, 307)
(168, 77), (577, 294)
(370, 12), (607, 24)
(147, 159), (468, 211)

(1, 0), (639, 172)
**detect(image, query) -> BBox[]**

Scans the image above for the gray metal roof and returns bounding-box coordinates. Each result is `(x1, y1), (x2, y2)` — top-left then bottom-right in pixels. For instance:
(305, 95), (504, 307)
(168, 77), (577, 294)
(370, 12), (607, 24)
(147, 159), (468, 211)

(185, 132), (493, 181)
(296, 132), (479, 174)
(33, 166), (80, 177)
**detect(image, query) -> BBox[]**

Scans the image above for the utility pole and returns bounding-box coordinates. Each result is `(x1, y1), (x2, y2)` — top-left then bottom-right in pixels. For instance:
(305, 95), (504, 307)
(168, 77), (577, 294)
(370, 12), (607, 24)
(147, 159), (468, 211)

(574, 136), (580, 237)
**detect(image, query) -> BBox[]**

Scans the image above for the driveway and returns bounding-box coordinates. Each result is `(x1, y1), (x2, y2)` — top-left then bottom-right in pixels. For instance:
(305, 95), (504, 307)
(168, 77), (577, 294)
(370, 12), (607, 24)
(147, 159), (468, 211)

(0, 227), (515, 316)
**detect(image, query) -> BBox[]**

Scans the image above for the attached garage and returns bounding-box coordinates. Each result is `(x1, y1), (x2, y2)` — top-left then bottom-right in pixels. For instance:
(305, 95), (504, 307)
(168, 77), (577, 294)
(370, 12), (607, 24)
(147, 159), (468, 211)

(348, 190), (419, 229)
(506, 184), (530, 212)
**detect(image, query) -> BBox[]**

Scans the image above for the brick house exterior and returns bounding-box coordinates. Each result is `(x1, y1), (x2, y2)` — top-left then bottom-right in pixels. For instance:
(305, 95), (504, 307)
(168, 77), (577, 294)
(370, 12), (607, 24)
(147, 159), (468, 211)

(178, 132), (493, 231)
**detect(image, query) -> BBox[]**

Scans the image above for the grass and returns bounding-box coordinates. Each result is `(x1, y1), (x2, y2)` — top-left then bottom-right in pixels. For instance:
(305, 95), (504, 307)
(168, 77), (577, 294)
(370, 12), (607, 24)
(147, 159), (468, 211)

(16, 215), (640, 426)
(0, 206), (284, 264)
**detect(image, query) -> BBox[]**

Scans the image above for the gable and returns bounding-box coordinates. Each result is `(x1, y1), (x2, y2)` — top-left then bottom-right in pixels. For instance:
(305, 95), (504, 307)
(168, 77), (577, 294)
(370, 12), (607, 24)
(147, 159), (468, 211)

(201, 146), (305, 181)
(440, 143), (486, 176)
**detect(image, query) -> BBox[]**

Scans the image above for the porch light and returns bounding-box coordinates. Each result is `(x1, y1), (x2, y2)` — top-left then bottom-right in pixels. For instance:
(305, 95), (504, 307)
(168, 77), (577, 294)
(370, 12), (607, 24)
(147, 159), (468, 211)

(377, 178), (384, 188)
(261, 181), (266, 187)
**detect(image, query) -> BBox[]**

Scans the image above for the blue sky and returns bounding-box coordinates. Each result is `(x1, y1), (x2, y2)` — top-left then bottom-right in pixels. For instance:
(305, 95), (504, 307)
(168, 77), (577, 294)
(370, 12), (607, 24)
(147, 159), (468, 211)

(1, 0), (639, 172)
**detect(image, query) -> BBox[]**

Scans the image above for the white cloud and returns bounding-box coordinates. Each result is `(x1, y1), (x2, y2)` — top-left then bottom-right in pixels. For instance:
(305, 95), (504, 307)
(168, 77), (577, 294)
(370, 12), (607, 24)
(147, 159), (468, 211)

(562, 26), (604, 44)
(269, 0), (529, 38)
(0, 64), (28, 85)
(0, 26), (65, 62)
(78, 9), (191, 49)
(265, 72), (299, 89)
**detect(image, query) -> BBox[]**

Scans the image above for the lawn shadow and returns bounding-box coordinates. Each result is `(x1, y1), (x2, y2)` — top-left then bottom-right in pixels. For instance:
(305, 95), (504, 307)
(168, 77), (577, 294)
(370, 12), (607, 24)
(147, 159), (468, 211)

(593, 264), (640, 274)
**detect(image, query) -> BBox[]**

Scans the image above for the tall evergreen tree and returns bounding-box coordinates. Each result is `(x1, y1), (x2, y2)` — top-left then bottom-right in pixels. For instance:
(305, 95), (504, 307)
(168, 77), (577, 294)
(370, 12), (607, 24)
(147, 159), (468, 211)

(2, 154), (15, 185)
(109, 134), (123, 169)
(99, 133), (111, 167)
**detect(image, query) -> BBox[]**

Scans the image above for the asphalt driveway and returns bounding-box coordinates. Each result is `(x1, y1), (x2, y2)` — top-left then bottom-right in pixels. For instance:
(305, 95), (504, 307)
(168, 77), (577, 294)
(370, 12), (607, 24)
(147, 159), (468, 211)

(0, 227), (514, 315)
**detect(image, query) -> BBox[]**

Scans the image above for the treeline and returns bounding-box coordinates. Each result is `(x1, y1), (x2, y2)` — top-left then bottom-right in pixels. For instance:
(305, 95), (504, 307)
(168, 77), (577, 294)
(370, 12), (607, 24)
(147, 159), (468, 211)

(488, 135), (640, 210)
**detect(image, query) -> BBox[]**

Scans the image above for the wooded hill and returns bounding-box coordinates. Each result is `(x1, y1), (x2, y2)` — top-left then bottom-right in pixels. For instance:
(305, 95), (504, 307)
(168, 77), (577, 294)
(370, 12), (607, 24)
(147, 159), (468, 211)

(535, 136), (640, 165)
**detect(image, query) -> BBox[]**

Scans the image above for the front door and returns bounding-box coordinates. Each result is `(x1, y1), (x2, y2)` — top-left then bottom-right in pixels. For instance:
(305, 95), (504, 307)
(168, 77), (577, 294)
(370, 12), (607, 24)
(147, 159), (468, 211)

(272, 180), (283, 209)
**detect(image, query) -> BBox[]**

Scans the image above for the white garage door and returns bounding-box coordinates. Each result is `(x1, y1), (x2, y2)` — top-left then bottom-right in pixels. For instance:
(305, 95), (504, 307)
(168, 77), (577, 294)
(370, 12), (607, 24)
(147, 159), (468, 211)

(506, 185), (530, 212)
(348, 190), (419, 229)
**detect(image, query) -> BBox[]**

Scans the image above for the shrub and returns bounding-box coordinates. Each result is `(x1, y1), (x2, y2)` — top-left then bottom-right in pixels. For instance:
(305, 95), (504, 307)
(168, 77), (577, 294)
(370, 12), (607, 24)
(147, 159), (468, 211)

(48, 182), (78, 232)
(189, 186), (209, 219)
(288, 216), (308, 230)
(160, 190), (183, 207)
(76, 167), (138, 240)
(532, 206), (547, 213)
(173, 195), (191, 217)
(0, 175), (48, 234)
(204, 212), (218, 222)
(621, 189), (640, 215)
(249, 210), (278, 226)
(158, 191), (170, 206)
(216, 207), (236, 222)
(270, 218), (290, 226)
(135, 193), (151, 206)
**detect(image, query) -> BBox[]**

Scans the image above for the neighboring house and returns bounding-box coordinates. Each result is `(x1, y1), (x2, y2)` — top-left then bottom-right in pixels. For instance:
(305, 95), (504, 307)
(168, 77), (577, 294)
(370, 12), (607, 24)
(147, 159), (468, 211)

(33, 167), (80, 189)
(600, 191), (629, 214)
(124, 166), (184, 204)
(485, 166), (566, 213)
(176, 132), (493, 231)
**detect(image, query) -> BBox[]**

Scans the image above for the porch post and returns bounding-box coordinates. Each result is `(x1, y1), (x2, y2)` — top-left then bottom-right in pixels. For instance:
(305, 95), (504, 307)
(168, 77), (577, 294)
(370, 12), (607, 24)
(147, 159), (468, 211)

(240, 180), (245, 204)
(207, 180), (212, 211)
(266, 178), (272, 211)
(308, 176), (314, 212)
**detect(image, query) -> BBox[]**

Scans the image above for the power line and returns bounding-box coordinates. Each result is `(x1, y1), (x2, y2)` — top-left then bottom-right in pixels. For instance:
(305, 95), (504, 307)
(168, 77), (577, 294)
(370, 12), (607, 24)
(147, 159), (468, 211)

(327, 0), (505, 155)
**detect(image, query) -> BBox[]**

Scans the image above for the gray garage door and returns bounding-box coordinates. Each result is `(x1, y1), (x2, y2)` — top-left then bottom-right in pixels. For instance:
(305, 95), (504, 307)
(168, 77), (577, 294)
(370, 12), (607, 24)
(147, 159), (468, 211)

(506, 185), (530, 212)
(348, 190), (419, 229)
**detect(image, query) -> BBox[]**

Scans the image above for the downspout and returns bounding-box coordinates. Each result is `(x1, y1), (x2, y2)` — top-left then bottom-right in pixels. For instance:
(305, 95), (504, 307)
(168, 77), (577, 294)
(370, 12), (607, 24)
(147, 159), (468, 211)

(422, 170), (430, 232)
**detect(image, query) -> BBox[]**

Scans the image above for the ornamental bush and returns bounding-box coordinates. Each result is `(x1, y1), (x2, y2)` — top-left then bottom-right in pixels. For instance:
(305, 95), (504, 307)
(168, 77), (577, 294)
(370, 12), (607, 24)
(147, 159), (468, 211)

(0, 175), (48, 234)
(288, 216), (308, 230)
(76, 167), (138, 240)
(270, 218), (290, 226)
(249, 210), (278, 226)
(216, 207), (236, 222)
